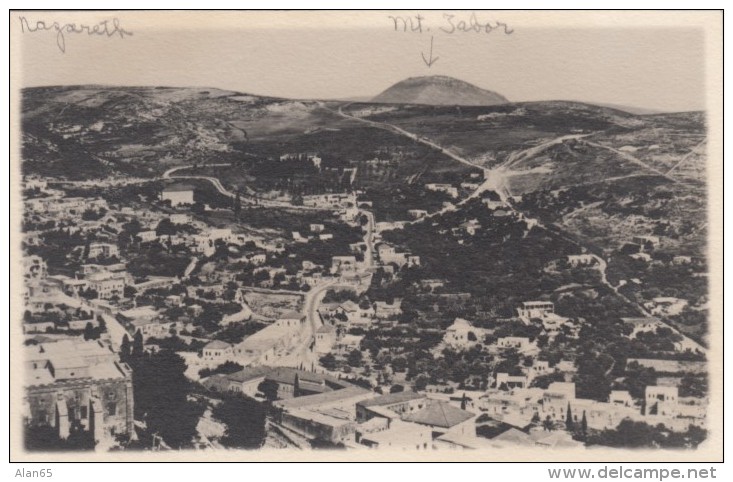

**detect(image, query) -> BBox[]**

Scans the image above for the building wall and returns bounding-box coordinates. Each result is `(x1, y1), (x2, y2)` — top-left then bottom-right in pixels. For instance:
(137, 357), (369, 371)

(24, 371), (134, 441)
(281, 412), (355, 444)
(162, 190), (194, 206)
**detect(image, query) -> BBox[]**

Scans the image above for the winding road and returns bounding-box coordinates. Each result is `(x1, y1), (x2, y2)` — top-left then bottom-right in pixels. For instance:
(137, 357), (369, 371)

(328, 102), (708, 356)
(162, 164), (335, 212)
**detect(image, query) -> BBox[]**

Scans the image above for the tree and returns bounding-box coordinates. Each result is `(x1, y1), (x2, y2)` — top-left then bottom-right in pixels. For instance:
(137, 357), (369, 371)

(392, 356), (407, 373)
(467, 331), (477, 342)
(83, 322), (96, 341)
(120, 334), (131, 361)
(79, 288), (98, 300)
(679, 374), (708, 398)
(257, 379), (279, 401)
(347, 349), (363, 368)
(131, 350), (202, 449)
(124, 285), (137, 299)
(319, 353), (338, 371)
(581, 410), (588, 436)
(531, 412), (541, 425)
(413, 375), (429, 391)
(565, 403), (575, 431)
(461, 392), (468, 410)
(132, 330), (144, 359)
(390, 384), (404, 394)
(542, 415), (555, 432)
(212, 394), (266, 449)
(293, 374), (300, 398)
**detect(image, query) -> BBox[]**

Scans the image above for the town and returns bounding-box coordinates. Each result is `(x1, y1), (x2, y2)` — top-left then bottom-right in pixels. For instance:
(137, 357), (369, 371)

(19, 83), (710, 453)
(21, 160), (708, 451)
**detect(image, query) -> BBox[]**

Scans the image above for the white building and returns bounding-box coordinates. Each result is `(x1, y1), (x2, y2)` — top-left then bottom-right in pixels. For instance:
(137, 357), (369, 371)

(315, 324), (337, 354)
(443, 318), (479, 349)
(517, 301), (554, 323)
(162, 184), (195, 207)
(202, 341), (234, 363)
(645, 386), (678, 417)
(88, 242), (119, 259)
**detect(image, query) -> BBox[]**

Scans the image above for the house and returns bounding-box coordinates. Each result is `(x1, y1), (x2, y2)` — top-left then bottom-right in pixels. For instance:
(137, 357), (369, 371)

(86, 272), (126, 300)
(645, 386), (678, 417)
(495, 373), (529, 389)
(310, 224), (325, 233)
(609, 390), (634, 408)
(275, 311), (306, 329)
(420, 279), (445, 291)
(356, 391), (428, 423)
(357, 418), (433, 450)
(517, 301), (554, 323)
(482, 199), (506, 210)
(374, 299), (402, 319)
(88, 242), (119, 259)
(137, 230), (158, 243)
(443, 318), (479, 349)
(630, 252), (652, 262)
(406, 255), (421, 267)
(672, 256), (693, 265)
(496, 337), (531, 351)
(248, 253), (267, 265)
(162, 184), (195, 207)
(224, 366), (273, 397)
(527, 360), (551, 381)
(315, 324), (337, 354)
(460, 219), (481, 236)
(274, 387), (374, 444)
(632, 235), (660, 250)
(335, 300), (368, 323)
(202, 340), (234, 363)
(170, 213), (191, 224)
(425, 183), (459, 198)
(401, 401), (475, 439)
(567, 254), (596, 267)
(408, 209), (428, 220)
(376, 244), (396, 259)
(331, 256), (357, 275)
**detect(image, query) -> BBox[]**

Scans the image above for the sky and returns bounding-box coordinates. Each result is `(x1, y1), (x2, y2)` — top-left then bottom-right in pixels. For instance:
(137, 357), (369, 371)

(13, 11), (711, 112)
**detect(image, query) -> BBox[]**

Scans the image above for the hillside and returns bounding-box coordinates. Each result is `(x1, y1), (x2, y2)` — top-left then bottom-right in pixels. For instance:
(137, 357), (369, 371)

(371, 76), (508, 106)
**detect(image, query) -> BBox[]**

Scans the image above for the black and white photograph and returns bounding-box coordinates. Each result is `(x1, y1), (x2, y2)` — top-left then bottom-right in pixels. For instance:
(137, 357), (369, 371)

(9, 9), (723, 462)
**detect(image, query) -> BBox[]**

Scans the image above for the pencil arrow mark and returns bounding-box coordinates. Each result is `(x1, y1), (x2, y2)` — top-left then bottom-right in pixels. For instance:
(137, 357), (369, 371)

(421, 35), (439, 68)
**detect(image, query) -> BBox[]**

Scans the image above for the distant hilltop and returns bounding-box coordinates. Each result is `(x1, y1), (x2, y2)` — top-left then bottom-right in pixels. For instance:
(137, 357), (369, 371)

(371, 75), (509, 106)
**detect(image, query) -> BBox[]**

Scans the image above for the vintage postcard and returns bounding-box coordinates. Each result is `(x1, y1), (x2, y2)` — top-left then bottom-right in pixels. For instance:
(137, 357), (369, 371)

(9, 10), (723, 462)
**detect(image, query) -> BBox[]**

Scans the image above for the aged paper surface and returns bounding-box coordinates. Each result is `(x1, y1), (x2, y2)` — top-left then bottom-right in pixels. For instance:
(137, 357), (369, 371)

(9, 10), (723, 462)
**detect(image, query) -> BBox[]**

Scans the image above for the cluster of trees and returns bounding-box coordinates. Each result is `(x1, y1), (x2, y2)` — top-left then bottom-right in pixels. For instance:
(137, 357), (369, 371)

(210, 394), (266, 449)
(82, 320), (107, 340)
(126, 244), (191, 278)
(122, 334), (204, 449)
(587, 420), (707, 449)
(81, 207), (107, 221)
(212, 321), (266, 344)
(198, 361), (244, 379)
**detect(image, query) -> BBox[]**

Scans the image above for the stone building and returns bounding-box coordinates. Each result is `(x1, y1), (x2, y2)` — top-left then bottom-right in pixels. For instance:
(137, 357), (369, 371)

(23, 340), (134, 446)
